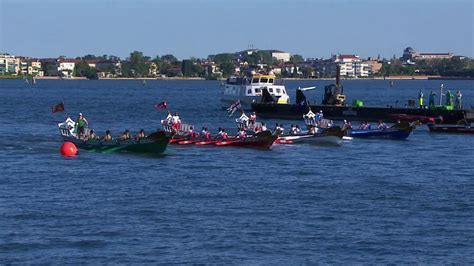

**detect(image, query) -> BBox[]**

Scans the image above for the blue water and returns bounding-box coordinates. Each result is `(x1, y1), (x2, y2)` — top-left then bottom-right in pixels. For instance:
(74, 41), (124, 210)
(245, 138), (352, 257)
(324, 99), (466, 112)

(0, 79), (473, 263)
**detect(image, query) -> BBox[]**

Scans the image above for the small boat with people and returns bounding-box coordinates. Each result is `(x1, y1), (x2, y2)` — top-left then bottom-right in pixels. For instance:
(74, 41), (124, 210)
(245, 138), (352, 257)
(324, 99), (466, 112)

(275, 109), (344, 145)
(58, 116), (170, 154)
(160, 111), (277, 149)
(221, 72), (290, 110)
(427, 119), (474, 134)
(345, 121), (415, 140)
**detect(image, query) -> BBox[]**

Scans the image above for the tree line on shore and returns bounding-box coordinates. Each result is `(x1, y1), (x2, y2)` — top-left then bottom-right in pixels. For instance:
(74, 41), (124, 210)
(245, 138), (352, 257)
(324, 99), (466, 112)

(43, 50), (474, 79)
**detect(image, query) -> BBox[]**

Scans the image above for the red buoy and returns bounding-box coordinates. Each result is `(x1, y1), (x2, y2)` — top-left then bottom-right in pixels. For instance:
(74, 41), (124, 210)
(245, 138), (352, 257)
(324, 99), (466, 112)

(60, 142), (78, 157)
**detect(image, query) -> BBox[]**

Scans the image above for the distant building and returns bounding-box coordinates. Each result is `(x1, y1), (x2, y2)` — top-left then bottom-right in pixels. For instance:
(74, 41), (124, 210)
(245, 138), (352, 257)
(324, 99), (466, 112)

(402, 47), (454, 61)
(333, 54), (369, 77)
(0, 53), (19, 74)
(269, 50), (291, 63)
(363, 60), (382, 75)
(58, 59), (79, 78)
(24, 59), (43, 76)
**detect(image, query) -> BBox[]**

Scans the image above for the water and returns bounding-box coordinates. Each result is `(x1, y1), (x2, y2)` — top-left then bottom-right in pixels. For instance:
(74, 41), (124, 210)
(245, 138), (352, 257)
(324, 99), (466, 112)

(0, 79), (473, 263)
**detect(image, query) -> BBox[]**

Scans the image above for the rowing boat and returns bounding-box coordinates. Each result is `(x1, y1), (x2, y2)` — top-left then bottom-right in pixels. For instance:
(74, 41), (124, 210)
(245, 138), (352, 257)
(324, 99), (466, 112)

(213, 131), (278, 149)
(347, 122), (414, 140)
(427, 121), (474, 134)
(58, 118), (170, 154)
(276, 127), (344, 145)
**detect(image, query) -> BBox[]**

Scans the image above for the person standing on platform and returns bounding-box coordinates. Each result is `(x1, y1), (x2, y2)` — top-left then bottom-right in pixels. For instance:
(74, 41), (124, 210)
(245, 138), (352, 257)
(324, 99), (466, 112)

(418, 90), (424, 109)
(455, 90), (463, 110)
(429, 91), (436, 109)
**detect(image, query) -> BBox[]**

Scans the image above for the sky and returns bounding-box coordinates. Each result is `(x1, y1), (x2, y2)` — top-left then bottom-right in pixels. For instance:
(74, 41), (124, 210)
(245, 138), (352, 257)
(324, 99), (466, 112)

(1, 0), (473, 60)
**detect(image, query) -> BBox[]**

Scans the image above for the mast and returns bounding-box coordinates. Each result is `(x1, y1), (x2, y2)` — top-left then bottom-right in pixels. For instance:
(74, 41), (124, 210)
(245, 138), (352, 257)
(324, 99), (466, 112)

(336, 64), (341, 88)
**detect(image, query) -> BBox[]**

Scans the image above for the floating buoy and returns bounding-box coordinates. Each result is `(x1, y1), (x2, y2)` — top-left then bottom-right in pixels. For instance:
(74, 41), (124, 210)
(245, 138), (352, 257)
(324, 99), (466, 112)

(60, 142), (78, 157)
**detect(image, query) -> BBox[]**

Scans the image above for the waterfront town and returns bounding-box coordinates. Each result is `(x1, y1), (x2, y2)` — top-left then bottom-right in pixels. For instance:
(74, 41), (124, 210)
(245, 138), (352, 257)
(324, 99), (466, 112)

(0, 47), (472, 80)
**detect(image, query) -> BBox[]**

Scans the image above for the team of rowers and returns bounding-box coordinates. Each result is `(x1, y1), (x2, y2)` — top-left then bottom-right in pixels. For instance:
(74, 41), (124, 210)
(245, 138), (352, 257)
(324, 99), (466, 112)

(75, 111), (392, 142)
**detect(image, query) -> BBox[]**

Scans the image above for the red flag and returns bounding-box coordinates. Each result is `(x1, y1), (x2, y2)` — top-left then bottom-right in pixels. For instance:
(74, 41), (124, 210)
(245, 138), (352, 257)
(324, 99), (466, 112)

(51, 102), (65, 113)
(154, 101), (167, 109)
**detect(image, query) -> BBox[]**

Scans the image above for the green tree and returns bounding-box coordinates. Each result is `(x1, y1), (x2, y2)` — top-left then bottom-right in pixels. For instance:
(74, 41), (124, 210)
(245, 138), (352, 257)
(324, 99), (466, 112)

(128, 51), (149, 77)
(220, 62), (235, 77)
(161, 54), (179, 64)
(211, 53), (235, 64)
(191, 63), (205, 77)
(181, 60), (193, 77)
(74, 61), (98, 79)
(290, 54), (304, 64)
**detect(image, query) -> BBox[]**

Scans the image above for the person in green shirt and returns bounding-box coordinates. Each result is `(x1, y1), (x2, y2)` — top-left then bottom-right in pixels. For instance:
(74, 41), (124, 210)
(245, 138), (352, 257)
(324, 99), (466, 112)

(76, 113), (89, 139)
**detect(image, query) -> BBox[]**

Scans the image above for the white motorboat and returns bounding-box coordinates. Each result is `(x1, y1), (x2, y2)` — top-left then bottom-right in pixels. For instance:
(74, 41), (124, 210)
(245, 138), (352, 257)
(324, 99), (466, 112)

(221, 73), (289, 110)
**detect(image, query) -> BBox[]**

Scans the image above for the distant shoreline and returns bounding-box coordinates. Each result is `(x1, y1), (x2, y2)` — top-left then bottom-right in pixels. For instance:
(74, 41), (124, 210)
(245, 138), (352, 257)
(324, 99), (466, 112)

(1, 75), (472, 81)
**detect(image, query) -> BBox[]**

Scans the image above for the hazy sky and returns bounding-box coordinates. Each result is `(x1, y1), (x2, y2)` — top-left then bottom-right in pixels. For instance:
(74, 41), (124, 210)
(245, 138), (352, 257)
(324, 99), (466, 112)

(1, 0), (473, 59)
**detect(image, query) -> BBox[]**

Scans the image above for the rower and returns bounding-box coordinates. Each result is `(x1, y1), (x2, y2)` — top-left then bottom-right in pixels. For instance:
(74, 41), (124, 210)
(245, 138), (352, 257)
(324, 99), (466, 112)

(221, 129), (228, 140)
(249, 112), (257, 125)
(203, 127), (211, 140)
(309, 125), (316, 134)
(343, 120), (352, 130)
(88, 129), (97, 141)
(136, 129), (146, 140)
(188, 126), (196, 138)
(119, 130), (131, 141)
(273, 123), (280, 134)
(102, 130), (112, 141)
(377, 120), (387, 130)
(261, 123), (267, 131)
(237, 128), (247, 139)
(295, 125), (301, 134)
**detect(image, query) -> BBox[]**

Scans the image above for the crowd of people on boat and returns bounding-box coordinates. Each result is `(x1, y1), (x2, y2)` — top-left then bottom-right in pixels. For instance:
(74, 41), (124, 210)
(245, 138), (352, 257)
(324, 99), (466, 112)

(72, 108), (397, 145)
(420, 89), (463, 109)
(73, 113), (149, 142)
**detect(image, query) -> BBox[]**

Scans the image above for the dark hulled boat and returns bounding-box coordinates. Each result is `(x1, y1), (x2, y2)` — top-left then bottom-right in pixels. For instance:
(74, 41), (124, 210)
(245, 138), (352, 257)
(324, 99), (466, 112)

(251, 66), (471, 124)
(58, 118), (170, 154)
(346, 122), (415, 140)
(427, 121), (474, 134)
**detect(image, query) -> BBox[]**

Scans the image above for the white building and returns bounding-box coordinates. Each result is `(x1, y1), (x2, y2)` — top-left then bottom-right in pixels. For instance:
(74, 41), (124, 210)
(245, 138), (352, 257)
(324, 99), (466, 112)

(333, 54), (369, 77)
(0, 53), (19, 74)
(58, 60), (77, 78)
(271, 50), (291, 62)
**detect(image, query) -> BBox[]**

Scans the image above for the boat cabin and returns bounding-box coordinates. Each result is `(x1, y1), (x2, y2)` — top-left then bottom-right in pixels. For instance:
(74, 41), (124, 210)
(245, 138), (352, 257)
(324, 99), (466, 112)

(222, 74), (289, 108)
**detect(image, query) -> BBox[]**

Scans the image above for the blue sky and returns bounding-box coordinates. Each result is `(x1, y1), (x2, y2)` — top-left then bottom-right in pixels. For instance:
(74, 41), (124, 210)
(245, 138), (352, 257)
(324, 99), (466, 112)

(1, 0), (473, 59)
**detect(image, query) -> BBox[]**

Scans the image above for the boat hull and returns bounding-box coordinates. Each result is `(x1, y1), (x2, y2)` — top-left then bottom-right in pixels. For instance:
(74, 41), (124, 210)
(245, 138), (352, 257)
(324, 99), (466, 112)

(62, 133), (170, 154)
(427, 124), (474, 134)
(347, 129), (411, 140)
(278, 134), (342, 145)
(251, 103), (469, 124)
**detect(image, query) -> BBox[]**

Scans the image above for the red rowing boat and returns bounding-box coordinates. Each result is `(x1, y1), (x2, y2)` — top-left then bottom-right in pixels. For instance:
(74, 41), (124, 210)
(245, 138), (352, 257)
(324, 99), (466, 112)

(389, 113), (436, 124)
(214, 131), (277, 149)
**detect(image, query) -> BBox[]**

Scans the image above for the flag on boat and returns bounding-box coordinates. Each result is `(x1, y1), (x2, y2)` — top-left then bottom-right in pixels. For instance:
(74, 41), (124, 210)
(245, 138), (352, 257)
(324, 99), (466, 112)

(155, 101), (167, 109)
(227, 100), (241, 116)
(51, 102), (65, 113)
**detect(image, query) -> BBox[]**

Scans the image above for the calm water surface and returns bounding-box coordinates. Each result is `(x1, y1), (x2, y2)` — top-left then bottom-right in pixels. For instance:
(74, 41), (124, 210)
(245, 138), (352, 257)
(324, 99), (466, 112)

(0, 79), (473, 263)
